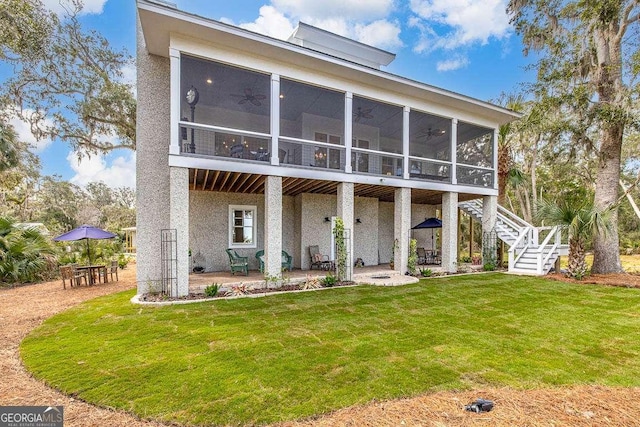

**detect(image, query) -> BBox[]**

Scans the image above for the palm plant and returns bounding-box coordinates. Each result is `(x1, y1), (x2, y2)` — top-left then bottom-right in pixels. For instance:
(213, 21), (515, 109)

(0, 217), (58, 284)
(536, 199), (611, 280)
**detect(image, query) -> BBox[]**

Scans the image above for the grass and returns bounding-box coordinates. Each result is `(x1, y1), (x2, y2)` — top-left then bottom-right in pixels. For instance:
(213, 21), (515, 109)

(21, 273), (640, 426)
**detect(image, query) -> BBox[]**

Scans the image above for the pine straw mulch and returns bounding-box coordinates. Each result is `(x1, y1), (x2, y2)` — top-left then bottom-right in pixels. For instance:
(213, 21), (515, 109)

(2, 268), (640, 427)
(547, 272), (640, 288)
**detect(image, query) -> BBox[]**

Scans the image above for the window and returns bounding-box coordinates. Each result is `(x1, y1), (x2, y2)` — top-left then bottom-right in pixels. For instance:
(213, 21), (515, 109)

(352, 139), (369, 172)
(229, 205), (257, 248)
(314, 132), (342, 169)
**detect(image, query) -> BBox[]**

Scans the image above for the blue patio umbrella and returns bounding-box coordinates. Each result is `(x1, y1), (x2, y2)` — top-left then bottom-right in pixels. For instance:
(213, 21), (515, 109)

(411, 217), (442, 247)
(53, 225), (117, 265)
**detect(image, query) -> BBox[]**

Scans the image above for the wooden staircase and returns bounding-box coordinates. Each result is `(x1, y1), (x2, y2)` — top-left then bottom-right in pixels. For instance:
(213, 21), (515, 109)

(458, 199), (568, 275)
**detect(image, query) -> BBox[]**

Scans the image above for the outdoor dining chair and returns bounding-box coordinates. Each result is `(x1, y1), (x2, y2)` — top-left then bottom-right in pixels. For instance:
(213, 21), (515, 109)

(60, 265), (88, 289)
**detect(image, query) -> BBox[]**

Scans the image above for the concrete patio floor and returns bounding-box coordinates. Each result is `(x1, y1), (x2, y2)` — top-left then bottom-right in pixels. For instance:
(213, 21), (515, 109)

(188, 264), (446, 292)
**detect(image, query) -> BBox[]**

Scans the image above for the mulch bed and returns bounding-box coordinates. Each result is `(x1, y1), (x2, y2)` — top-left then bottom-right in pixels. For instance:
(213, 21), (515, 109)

(547, 272), (640, 288)
(3, 267), (640, 426)
(141, 281), (356, 302)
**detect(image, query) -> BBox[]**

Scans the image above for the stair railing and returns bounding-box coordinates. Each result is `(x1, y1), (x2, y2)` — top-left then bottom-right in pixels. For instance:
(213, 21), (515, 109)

(508, 226), (534, 270)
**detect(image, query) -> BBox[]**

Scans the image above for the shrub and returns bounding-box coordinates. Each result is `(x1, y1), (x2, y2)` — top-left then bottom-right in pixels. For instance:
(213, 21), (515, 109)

(460, 255), (472, 263)
(118, 253), (129, 269)
(322, 274), (337, 287)
(419, 268), (432, 277)
(204, 283), (220, 297)
(0, 217), (58, 284)
(483, 262), (496, 271)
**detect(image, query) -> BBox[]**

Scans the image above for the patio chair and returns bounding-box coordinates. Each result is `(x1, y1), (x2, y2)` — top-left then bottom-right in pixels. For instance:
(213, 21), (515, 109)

(100, 260), (119, 283)
(60, 265), (88, 289)
(308, 245), (329, 270)
(417, 247), (427, 265)
(256, 250), (293, 272)
(225, 249), (249, 276)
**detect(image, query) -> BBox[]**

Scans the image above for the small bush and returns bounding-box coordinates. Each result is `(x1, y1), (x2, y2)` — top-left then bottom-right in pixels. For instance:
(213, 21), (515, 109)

(460, 255), (472, 263)
(204, 283), (220, 297)
(118, 253), (129, 270)
(419, 268), (432, 277)
(483, 262), (496, 271)
(322, 274), (337, 287)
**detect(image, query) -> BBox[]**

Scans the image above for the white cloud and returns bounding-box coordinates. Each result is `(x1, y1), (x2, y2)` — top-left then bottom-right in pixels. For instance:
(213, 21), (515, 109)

(67, 150), (136, 189)
(41, 0), (107, 15)
(409, 0), (511, 51)
(7, 109), (53, 152)
(272, 0), (394, 21)
(120, 63), (137, 98)
(436, 56), (469, 71)
(239, 6), (296, 40)
(354, 20), (403, 50)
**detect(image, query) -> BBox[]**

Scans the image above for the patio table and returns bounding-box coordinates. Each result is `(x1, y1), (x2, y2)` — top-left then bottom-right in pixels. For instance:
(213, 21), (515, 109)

(76, 265), (106, 286)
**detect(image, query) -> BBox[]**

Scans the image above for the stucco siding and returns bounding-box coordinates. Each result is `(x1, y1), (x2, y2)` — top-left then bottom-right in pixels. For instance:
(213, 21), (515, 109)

(378, 201), (394, 265)
(299, 194), (336, 270)
(189, 191), (295, 272)
(354, 197), (378, 267)
(136, 15), (171, 292)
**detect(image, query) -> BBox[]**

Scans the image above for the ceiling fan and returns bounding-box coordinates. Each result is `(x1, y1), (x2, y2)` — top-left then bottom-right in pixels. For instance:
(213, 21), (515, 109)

(231, 88), (267, 106)
(416, 127), (446, 140)
(353, 107), (373, 122)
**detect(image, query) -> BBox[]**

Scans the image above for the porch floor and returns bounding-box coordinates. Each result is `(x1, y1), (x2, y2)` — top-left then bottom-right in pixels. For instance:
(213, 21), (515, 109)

(188, 264), (445, 292)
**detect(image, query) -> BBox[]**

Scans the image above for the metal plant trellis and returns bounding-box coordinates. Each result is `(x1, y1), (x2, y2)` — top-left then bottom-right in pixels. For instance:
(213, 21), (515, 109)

(482, 229), (498, 268)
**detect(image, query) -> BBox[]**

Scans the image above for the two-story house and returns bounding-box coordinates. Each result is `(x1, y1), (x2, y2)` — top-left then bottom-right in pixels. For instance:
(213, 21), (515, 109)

(136, 0), (522, 296)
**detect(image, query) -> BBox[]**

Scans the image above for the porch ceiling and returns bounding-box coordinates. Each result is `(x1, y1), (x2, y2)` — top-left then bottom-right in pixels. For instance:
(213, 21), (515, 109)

(188, 169), (479, 205)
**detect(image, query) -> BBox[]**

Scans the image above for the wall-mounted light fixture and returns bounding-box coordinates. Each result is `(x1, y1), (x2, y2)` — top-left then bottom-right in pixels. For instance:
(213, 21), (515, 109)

(356, 218), (362, 224)
(324, 217), (331, 223)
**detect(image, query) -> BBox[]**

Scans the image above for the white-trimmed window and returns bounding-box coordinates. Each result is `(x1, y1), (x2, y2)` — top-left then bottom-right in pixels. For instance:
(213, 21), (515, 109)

(229, 205), (257, 248)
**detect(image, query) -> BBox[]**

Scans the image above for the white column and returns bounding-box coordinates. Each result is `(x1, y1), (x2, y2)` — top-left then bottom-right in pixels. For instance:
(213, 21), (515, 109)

(270, 74), (280, 165)
(170, 166), (189, 296)
(394, 187), (411, 273)
(169, 48), (181, 155)
(264, 176), (283, 279)
(441, 192), (458, 273)
(403, 106), (410, 180)
(493, 128), (499, 189)
(345, 92), (353, 173)
(450, 118), (458, 185)
(337, 182), (354, 280)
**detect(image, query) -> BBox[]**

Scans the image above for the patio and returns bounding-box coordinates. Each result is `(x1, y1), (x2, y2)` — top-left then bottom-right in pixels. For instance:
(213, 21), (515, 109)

(188, 264), (446, 292)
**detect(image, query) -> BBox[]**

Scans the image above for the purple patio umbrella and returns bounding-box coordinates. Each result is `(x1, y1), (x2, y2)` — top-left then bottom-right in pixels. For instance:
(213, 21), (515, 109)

(53, 225), (117, 265)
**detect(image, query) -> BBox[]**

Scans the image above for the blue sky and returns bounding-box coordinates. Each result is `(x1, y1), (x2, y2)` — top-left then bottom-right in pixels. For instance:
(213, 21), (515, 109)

(13, 0), (536, 188)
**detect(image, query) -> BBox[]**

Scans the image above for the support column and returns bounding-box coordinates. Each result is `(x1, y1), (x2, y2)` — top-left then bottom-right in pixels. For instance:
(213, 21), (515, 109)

(441, 192), (458, 273)
(170, 166), (189, 297)
(264, 176), (283, 279)
(345, 93), (353, 173)
(270, 74), (280, 165)
(394, 187), (411, 273)
(337, 182), (354, 280)
(451, 119), (458, 185)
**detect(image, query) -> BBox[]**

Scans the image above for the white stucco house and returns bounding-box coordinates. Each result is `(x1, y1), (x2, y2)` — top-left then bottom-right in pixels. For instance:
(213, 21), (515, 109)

(135, 0), (533, 296)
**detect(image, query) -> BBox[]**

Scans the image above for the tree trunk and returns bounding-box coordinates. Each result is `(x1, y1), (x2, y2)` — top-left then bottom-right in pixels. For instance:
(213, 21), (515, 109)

(592, 124), (623, 273)
(591, 25), (624, 274)
(567, 237), (587, 279)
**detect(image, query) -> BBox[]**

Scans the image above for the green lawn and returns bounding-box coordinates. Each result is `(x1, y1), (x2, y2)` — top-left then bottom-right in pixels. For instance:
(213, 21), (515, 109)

(21, 273), (640, 426)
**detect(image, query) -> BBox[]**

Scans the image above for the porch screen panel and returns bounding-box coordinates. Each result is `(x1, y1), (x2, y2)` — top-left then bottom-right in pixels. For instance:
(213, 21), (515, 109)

(456, 122), (494, 168)
(409, 110), (451, 160)
(352, 96), (403, 155)
(181, 56), (270, 133)
(279, 79), (344, 140)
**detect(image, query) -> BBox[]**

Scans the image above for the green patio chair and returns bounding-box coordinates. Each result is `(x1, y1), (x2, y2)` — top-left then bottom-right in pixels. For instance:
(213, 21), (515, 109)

(256, 249), (293, 272)
(225, 249), (248, 276)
